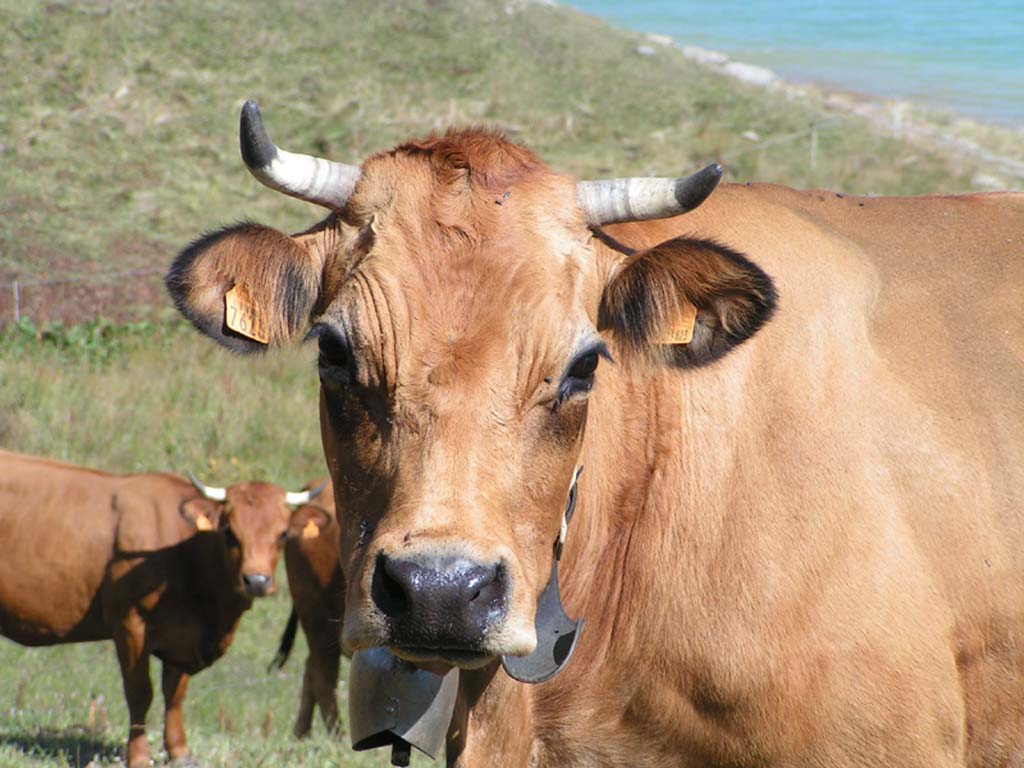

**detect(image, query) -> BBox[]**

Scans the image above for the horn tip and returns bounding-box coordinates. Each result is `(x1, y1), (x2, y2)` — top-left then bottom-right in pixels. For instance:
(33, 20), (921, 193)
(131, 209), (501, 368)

(240, 99), (277, 170)
(674, 162), (723, 212)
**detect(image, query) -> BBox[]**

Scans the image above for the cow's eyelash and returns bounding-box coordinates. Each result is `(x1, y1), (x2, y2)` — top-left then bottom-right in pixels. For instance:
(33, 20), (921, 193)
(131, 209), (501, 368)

(551, 342), (612, 411)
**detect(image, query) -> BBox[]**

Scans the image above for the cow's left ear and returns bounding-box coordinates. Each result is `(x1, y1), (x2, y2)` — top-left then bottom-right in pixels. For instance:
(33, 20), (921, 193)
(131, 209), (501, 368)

(180, 498), (223, 532)
(598, 237), (777, 368)
(166, 220), (331, 354)
(288, 504), (331, 540)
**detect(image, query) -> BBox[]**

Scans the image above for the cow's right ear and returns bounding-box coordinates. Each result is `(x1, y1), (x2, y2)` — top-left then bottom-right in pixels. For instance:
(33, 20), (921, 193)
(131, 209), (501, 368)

(288, 504), (332, 540)
(598, 237), (777, 368)
(180, 498), (222, 532)
(165, 222), (327, 353)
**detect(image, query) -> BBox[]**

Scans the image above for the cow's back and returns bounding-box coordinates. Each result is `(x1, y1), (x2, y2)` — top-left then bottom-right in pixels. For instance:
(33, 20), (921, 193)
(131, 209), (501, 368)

(736, 187), (1024, 580)
(0, 450), (120, 643)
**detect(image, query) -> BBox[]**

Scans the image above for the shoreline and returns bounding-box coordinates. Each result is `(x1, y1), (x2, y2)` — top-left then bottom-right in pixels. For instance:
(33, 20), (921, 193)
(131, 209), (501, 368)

(638, 34), (1024, 188)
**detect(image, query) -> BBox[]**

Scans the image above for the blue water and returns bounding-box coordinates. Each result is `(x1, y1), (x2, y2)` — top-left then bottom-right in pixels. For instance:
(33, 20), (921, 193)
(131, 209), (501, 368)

(571, 0), (1024, 126)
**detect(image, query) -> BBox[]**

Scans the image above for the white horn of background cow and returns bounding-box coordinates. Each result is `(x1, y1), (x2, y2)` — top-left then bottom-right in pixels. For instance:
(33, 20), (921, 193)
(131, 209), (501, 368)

(239, 100), (360, 210)
(187, 470), (227, 502)
(576, 162), (723, 226)
(285, 480), (327, 507)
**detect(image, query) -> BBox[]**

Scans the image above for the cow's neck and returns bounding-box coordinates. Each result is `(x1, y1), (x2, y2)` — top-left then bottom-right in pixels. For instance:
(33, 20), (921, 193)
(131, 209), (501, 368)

(565, 342), (767, 660)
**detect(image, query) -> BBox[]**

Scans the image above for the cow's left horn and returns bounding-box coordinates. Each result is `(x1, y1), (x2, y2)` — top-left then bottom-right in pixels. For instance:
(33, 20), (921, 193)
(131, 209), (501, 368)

(285, 480), (327, 507)
(187, 471), (227, 502)
(576, 162), (723, 226)
(240, 100), (360, 210)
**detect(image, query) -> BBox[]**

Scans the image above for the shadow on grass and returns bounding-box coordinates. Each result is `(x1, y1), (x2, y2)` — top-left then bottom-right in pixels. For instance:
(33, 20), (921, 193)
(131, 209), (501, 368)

(0, 726), (122, 765)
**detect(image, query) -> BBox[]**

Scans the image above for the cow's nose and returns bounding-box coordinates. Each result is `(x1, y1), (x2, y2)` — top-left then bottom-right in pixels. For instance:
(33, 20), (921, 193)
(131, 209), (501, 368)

(242, 573), (272, 597)
(371, 554), (508, 648)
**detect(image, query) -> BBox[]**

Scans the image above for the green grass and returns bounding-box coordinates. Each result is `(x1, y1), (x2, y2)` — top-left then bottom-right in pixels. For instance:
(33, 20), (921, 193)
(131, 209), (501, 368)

(0, 317), (323, 484)
(0, 0), (1018, 765)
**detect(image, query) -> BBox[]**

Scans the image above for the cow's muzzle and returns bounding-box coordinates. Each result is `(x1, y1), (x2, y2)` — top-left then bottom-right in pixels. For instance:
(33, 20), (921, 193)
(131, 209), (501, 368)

(371, 553), (508, 664)
(242, 572), (272, 597)
(350, 468), (586, 766)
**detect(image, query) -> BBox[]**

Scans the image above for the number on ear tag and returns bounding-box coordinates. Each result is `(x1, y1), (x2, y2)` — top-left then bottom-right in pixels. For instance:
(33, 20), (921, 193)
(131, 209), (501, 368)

(224, 284), (270, 344)
(656, 299), (697, 345)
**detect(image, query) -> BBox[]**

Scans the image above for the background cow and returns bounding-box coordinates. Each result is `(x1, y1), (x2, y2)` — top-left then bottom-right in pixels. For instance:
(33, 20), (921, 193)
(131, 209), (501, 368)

(268, 478), (347, 738)
(0, 450), (329, 768)
(166, 103), (1024, 767)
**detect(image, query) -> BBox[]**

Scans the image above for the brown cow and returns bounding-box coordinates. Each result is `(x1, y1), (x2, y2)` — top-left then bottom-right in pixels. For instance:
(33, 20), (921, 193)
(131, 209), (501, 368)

(268, 478), (347, 738)
(166, 102), (1024, 767)
(0, 450), (329, 767)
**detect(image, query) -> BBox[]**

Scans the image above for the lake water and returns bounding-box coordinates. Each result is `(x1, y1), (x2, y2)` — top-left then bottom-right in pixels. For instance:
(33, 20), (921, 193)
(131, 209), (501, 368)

(570, 0), (1024, 126)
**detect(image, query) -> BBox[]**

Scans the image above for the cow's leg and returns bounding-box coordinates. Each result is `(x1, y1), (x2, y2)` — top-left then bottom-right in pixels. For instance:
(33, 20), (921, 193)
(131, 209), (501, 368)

(294, 659), (317, 737)
(447, 666), (534, 768)
(161, 662), (193, 763)
(114, 626), (153, 768)
(310, 646), (341, 733)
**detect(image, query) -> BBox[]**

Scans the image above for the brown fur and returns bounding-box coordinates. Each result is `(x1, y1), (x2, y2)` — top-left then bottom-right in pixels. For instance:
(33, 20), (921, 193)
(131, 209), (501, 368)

(0, 450), (328, 767)
(167, 128), (1024, 767)
(274, 479), (347, 738)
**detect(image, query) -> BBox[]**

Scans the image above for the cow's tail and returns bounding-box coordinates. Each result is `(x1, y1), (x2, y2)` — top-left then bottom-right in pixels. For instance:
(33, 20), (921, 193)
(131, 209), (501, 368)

(268, 607), (299, 673)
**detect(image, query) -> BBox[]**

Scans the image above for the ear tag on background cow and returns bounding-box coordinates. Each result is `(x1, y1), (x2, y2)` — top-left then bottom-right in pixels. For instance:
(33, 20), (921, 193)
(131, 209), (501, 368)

(657, 298), (697, 345)
(301, 519), (320, 540)
(502, 466), (584, 684)
(224, 284), (269, 344)
(194, 513), (214, 531)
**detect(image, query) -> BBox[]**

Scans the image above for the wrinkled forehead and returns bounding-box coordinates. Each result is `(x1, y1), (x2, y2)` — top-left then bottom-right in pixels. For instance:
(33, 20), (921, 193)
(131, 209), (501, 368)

(225, 483), (288, 526)
(323, 141), (600, 376)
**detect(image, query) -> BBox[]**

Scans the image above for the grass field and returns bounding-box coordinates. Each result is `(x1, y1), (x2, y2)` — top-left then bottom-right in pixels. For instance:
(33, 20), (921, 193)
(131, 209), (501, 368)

(0, 323), (406, 767)
(0, 0), (1019, 765)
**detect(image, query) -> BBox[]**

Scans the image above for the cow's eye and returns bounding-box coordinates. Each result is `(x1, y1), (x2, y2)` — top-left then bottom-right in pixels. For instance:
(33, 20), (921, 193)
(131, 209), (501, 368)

(553, 344), (608, 411)
(224, 527), (239, 548)
(569, 352), (599, 380)
(313, 326), (356, 386)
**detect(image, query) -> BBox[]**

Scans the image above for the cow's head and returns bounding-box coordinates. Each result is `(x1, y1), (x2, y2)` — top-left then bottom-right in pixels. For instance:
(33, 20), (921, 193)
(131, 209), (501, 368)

(182, 472), (330, 597)
(168, 103), (775, 667)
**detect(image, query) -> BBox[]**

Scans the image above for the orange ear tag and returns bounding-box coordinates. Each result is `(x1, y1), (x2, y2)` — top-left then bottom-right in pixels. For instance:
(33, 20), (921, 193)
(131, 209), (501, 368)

(224, 284), (270, 344)
(656, 299), (697, 345)
(301, 519), (321, 540)
(195, 513), (214, 531)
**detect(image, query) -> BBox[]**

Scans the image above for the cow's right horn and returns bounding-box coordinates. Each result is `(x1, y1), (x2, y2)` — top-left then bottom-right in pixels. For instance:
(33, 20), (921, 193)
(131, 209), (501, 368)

(240, 100), (360, 210)
(187, 471), (227, 502)
(576, 162), (723, 226)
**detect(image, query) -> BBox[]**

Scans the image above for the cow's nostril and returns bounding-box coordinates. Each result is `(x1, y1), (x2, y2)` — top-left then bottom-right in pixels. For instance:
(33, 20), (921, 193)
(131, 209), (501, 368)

(371, 553), (410, 617)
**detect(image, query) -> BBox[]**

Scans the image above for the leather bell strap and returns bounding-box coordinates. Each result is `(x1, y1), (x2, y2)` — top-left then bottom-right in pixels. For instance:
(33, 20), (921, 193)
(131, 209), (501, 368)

(501, 465), (585, 684)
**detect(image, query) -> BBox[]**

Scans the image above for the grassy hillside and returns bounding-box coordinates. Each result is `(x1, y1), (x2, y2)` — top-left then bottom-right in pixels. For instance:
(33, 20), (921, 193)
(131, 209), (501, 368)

(0, 0), (997, 304)
(0, 1), (1016, 766)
